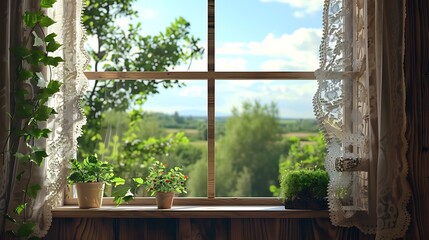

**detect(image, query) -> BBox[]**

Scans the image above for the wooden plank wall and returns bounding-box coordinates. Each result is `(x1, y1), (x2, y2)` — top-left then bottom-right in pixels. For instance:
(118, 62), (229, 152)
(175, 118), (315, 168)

(44, 218), (374, 240)
(405, 0), (429, 239)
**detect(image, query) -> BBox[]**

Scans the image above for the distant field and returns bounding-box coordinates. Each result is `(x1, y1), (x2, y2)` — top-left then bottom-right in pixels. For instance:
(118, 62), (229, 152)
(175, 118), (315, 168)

(282, 132), (318, 138)
(165, 128), (199, 135)
(190, 141), (207, 148)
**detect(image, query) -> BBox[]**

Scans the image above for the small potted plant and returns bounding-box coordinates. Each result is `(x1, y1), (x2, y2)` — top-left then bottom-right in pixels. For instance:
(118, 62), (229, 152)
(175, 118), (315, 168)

(145, 160), (188, 209)
(280, 168), (328, 210)
(67, 154), (115, 209)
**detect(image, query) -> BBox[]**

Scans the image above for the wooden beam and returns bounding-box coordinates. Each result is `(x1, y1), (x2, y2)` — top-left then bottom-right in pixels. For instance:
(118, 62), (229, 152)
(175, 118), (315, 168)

(83, 71), (318, 80)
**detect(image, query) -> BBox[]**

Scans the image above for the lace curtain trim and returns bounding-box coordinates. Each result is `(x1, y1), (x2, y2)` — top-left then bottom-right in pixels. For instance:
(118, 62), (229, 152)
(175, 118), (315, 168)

(33, 0), (89, 236)
(313, 0), (411, 238)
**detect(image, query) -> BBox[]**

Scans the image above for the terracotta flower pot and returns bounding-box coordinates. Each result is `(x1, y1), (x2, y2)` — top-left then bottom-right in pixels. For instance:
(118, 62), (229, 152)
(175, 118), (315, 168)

(75, 182), (105, 209)
(155, 192), (175, 209)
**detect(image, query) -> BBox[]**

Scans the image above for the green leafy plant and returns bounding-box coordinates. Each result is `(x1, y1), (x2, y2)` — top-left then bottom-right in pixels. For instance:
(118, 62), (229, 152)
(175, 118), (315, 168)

(2, 0), (63, 238)
(67, 155), (115, 184)
(280, 168), (328, 208)
(145, 160), (188, 196)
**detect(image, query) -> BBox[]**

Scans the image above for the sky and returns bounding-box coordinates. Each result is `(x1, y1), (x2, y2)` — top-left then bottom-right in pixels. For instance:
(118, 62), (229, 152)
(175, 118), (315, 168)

(107, 0), (324, 118)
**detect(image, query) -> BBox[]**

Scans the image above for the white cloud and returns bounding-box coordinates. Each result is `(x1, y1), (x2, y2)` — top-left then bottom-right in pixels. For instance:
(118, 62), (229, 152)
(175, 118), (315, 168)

(216, 58), (248, 71)
(217, 28), (322, 71)
(177, 85), (206, 97)
(215, 80), (318, 118)
(169, 57), (207, 71)
(260, 0), (323, 16)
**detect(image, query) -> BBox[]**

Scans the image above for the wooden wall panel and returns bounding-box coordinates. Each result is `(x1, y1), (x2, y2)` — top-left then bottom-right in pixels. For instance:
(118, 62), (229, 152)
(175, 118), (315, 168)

(45, 218), (115, 240)
(44, 218), (376, 240)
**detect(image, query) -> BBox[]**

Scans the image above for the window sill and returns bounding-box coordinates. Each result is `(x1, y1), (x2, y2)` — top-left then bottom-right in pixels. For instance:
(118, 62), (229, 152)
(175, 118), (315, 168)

(52, 205), (329, 219)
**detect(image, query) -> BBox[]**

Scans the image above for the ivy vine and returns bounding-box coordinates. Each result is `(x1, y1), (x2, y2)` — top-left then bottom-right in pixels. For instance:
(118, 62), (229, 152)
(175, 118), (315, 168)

(3, 0), (62, 238)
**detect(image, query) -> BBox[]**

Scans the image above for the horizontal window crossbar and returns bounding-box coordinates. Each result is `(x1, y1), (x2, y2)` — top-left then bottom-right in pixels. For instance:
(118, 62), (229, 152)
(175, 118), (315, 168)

(84, 71), (317, 80)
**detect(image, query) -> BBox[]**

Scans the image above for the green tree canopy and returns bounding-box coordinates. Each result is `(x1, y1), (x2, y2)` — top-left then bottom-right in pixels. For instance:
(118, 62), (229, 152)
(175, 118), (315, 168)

(79, 0), (204, 157)
(215, 101), (282, 196)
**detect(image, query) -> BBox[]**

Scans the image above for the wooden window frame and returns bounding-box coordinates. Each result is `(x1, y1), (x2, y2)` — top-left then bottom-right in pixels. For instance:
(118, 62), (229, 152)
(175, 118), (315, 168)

(65, 0), (318, 206)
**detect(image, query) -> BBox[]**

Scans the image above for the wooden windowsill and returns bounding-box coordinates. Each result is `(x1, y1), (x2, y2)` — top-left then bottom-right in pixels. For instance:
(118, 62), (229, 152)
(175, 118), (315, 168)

(52, 205), (329, 219)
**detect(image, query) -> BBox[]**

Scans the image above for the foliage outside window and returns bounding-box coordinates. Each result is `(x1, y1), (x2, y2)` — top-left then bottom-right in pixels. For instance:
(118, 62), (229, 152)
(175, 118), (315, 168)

(73, 0), (326, 203)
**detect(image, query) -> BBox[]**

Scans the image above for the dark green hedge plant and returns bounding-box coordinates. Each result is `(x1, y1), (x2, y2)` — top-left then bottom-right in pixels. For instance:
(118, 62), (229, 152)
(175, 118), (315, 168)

(280, 168), (329, 209)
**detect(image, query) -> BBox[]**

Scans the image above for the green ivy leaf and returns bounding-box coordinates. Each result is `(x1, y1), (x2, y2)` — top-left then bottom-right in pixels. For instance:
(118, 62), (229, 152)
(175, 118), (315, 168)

(34, 105), (55, 121)
(39, 15), (56, 27)
(15, 153), (31, 162)
(112, 185), (132, 206)
(31, 150), (48, 166)
(26, 50), (45, 66)
(41, 56), (64, 66)
(44, 33), (57, 43)
(16, 222), (35, 237)
(112, 177), (125, 186)
(16, 170), (25, 181)
(15, 99), (34, 119)
(14, 203), (27, 215)
(11, 46), (31, 58)
(27, 127), (51, 139)
(28, 184), (42, 198)
(23, 11), (41, 28)
(46, 41), (61, 52)
(40, 0), (57, 8)
(133, 177), (144, 187)
(17, 69), (33, 81)
(38, 80), (62, 100)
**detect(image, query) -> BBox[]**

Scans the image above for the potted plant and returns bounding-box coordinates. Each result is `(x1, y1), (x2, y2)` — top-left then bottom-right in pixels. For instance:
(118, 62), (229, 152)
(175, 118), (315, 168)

(280, 168), (328, 210)
(145, 160), (188, 209)
(67, 154), (115, 209)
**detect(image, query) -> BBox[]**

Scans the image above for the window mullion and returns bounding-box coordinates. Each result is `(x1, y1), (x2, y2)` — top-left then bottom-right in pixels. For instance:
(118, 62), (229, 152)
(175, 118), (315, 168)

(207, 0), (215, 199)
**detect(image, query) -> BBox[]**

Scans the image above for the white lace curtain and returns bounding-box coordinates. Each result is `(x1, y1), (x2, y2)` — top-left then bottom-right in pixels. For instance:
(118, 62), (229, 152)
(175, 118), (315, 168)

(1, 0), (88, 237)
(313, 0), (411, 239)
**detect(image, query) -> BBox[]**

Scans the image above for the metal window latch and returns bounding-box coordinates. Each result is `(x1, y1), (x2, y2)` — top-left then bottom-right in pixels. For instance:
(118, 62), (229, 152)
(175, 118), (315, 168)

(335, 157), (369, 172)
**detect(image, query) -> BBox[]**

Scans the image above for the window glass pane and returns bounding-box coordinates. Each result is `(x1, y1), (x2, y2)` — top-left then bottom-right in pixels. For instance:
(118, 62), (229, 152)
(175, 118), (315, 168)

(215, 80), (325, 197)
(216, 0), (323, 71)
(77, 80), (207, 197)
(84, 0), (207, 72)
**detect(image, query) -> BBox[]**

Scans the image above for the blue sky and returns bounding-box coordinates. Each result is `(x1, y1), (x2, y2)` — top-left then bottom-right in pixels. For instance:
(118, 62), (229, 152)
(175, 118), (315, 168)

(107, 0), (324, 118)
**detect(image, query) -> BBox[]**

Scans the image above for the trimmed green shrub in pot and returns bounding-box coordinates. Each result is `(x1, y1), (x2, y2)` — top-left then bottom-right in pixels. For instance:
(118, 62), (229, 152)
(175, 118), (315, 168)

(280, 168), (329, 210)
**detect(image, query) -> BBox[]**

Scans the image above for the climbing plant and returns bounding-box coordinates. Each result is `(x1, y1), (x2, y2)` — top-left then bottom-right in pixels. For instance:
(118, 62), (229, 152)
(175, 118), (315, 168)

(3, 0), (62, 238)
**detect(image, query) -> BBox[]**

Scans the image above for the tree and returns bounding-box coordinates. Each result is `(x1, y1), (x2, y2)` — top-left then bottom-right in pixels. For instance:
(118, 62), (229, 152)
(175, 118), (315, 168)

(79, 0), (204, 157)
(215, 101), (282, 196)
(279, 133), (326, 171)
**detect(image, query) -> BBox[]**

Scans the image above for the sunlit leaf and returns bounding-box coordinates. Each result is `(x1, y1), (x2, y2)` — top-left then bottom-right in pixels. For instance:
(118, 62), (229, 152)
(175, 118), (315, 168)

(14, 203), (27, 215)
(133, 177), (144, 186)
(112, 177), (125, 186)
